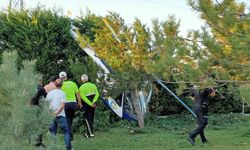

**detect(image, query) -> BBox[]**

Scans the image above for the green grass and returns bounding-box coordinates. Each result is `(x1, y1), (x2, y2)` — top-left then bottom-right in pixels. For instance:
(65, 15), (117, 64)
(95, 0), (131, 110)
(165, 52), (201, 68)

(69, 114), (250, 150)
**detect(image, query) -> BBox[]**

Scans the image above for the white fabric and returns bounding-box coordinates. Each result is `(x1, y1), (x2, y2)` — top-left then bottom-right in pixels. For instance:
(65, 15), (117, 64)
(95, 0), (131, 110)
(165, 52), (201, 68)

(106, 97), (123, 118)
(46, 89), (66, 117)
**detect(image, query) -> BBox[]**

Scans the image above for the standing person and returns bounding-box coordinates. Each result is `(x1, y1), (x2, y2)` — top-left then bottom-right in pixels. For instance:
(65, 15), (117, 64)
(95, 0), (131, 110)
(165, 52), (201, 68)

(79, 74), (99, 138)
(59, 71), (82, 141)
(30, 77), (47, 147)
(188, 87), (216, 145)
(46, 78), (72, 150)
(30, 78), (47, 106)
(44, 76), (57, 94)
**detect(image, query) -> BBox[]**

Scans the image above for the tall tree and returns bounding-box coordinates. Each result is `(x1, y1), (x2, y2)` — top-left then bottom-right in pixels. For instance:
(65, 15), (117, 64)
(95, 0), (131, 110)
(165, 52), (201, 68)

(187, 0), (250, 109)
(188, 0), (250, 81)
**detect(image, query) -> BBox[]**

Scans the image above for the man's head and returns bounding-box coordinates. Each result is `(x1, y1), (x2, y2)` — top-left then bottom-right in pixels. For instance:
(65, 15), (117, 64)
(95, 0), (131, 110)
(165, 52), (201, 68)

(59, 71), (67, 80)
(54, 78), (63, 88)
(49, 75), (57, 82)
(81, 74), (88, 83)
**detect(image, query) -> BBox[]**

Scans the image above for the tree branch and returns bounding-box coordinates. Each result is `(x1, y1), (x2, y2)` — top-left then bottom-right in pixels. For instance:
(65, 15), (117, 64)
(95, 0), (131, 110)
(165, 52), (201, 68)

(214, 0), (247, 17)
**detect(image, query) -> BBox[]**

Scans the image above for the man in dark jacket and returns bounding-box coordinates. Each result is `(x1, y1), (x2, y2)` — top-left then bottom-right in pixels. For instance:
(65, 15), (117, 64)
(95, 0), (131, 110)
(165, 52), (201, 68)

(30, 78), (47, 106)
(188, 87), (216, 145)
(30, 77), (47, 147)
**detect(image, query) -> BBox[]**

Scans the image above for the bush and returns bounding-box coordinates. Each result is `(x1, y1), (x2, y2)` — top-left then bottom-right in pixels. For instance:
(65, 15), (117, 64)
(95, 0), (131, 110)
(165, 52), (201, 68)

(148, 82), (190, 115)
(0, 8), (86, 81)
(209, 84), (242, 113)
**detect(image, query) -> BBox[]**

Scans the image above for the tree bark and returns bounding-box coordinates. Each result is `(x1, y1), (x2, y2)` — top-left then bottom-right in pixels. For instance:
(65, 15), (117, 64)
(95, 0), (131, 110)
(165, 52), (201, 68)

(242, 101), (245, 115)
(131, 89), (145, 128)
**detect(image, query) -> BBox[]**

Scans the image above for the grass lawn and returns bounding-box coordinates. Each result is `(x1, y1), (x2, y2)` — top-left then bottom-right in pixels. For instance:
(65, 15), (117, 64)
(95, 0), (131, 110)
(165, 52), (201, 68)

(70, 114), (250, 150)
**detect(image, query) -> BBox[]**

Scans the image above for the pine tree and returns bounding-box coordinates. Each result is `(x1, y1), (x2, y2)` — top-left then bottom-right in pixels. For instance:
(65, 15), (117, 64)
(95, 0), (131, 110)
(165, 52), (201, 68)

(188, 0), (250, 81)
(0, 52), (55, 149)
(187, 0), (250, 110)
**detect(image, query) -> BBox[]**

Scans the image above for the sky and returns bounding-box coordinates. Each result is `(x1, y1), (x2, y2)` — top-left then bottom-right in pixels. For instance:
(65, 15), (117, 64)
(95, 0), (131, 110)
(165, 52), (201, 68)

(0, 0), (250, 36)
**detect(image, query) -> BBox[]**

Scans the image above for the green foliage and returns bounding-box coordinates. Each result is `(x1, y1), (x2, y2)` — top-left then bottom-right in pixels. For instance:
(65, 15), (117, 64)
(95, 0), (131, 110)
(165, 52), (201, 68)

(149, 83), (186, 115)
(0, 8), (85, 81)
(78, 12), (152, 89)
(209, 84), (242, 113)
(70, 57), (100, 84)
(94, 109), (114, 131)
(0, 88), (11, 133)
(0, 52), (53, 149)
(239, 84), (250, 104)
(188, 0), (250, 81)
(74, 10), (102, 43)
(208, 113), (248, 130)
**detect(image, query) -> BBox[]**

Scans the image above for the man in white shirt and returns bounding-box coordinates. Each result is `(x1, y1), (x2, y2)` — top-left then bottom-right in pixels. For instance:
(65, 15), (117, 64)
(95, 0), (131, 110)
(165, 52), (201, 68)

(46, 78), (72, 150)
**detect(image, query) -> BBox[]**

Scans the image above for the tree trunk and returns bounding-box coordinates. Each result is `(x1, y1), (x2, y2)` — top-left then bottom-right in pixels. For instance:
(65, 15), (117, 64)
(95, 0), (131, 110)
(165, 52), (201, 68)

(131, 89), (145, 128)
(242, 101), (245, 115)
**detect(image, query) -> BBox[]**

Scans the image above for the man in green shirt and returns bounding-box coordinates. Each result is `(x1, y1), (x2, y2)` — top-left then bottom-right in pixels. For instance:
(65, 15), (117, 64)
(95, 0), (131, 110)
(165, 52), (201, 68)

(79, 74), (99, 138)
(59, 71), (82, 141)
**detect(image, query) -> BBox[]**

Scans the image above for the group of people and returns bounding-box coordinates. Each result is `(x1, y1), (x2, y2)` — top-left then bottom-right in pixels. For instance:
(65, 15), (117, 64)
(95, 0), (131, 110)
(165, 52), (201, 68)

(30, 71), (99, 150)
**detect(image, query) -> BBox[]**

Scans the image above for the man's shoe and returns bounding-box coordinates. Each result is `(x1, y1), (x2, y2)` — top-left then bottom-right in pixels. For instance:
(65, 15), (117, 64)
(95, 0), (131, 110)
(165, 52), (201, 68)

(202, 140), (208, 144)
(187, 136), (195, 146)
(35, 143), (45, 147)
(84, 133), (89, 138)
(90, 134), (95, 138)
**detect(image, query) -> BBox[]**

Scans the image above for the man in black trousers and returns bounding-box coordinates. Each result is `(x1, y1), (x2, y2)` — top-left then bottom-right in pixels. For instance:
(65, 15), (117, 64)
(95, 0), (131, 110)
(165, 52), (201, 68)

(30, 77), (47, 147)
(188, 87), (216, 146)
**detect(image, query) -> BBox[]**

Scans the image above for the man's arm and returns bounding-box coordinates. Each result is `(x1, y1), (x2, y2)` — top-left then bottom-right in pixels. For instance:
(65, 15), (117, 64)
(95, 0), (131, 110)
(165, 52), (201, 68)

(92, 87), (100, 106)
(53, 102), (65, 116)
(76, 92), (82, 108)
(74, 83), (82, 108)
(30, 87), (47, 105)
(80, 92), (93, 106)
